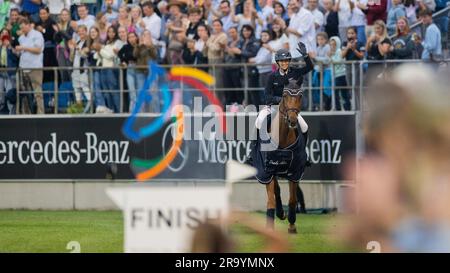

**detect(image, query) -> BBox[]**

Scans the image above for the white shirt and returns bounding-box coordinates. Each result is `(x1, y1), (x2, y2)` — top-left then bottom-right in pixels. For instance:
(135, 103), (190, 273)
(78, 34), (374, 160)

(338, 0), (352, 27)
(310, 8), (324, 31)
(18, 29), (44, 69)
(288, 7), (316, 58)
(269, 33), (289, 63)
(143, 12), (162, 41)
(43, 0), (71, 15)
(77, 15), (96, 31)
(351, 0), (367, 26)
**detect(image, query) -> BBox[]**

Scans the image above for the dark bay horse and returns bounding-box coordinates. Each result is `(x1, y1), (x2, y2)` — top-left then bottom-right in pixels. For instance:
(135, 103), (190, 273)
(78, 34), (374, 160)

(253, 81), (307, 234)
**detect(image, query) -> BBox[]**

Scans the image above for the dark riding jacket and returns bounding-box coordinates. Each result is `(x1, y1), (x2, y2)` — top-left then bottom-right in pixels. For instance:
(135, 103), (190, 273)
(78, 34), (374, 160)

(264, 56), (314, 105)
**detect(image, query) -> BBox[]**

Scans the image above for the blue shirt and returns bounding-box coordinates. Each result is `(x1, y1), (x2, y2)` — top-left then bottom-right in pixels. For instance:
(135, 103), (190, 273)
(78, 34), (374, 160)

(421, 23), (442, 60)
(22, 0), (40, 14)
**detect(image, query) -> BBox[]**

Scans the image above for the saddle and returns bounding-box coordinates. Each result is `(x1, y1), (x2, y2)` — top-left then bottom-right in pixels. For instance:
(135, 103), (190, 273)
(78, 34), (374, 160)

(251, 115), (308, 184)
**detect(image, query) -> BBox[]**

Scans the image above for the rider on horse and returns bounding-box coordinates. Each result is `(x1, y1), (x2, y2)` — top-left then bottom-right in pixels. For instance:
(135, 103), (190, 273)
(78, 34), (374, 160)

(256, 42), (313, 133)
(255, 43), (313, 217)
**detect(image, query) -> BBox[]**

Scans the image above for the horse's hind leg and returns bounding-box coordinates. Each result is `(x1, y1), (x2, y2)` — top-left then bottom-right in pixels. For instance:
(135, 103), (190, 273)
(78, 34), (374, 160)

(274, 178), (286, 220)
(265, 179), (276, 229)
(288, 180), (298, 234)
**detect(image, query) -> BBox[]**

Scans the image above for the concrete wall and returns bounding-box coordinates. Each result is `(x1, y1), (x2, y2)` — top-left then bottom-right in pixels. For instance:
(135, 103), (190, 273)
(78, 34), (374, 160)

(0, 180), (345, 211)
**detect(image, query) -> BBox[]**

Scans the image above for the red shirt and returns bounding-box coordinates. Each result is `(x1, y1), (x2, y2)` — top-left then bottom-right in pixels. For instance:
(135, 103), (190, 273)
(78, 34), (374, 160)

(366, 0), (388, 25)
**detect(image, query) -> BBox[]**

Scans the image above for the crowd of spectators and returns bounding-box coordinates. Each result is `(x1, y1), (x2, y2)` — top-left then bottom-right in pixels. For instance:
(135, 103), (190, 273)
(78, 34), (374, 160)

(0, 0), (447, 114)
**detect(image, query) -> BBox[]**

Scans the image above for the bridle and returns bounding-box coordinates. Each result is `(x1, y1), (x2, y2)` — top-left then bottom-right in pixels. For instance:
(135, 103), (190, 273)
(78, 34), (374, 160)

(279, 88), (303, 127)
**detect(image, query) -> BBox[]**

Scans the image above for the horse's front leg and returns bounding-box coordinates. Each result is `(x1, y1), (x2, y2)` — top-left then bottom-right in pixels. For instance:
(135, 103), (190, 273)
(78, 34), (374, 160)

(274, 178), (286, 220)
(288, 180), (298, 234)
(265, 178), (276, 229)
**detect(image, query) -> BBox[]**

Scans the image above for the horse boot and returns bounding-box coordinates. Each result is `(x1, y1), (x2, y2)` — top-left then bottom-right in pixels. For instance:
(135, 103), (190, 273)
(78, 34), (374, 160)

(274, 182), (286, 220)
(266, 208), (275, 230)
(296, 185), (307, 214)
(287, 204), (298, 234)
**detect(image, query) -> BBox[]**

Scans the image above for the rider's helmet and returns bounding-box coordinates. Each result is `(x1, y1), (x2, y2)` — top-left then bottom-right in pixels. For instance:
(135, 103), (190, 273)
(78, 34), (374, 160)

(275, 48), (292, 63)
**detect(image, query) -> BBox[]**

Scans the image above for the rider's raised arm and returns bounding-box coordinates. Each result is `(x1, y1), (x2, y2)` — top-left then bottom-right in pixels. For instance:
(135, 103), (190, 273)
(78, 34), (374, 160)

(297, 55), (314, 77)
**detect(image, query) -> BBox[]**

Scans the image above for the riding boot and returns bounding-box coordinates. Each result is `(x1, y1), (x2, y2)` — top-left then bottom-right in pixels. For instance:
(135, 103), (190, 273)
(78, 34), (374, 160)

(274, 182), (286, 220)
(296, 185), (307, 214)
(266, 208), (275, 230)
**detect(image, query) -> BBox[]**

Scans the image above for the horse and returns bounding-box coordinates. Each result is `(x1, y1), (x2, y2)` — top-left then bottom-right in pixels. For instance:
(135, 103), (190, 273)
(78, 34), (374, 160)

(252, 81), (307, 234)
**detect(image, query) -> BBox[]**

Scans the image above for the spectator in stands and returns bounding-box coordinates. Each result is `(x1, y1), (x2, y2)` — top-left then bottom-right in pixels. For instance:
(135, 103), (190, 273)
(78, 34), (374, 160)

(99, 26), (121, 113)
(270, 1), (288, 25)
(54, 8), (74, 82)
(118, 31), (139, 112)
(166, 1), (188, 64)
(117, 4), (131, 29)
(268, 17), (289, 63)
(0, 28), (18, 114)
(218, 0), (234, 32)
(192, 23), (209, 70)
(417, 0), (436, 12)
(231, 0), (264, 34)
(311, 32), (331, 110)
(71, 4), (96, 40)
(21, 0), (41, 23)
(141, 1), (162, 42)
(101, 0), (124, 14)
(286, 0), (316, 60)
(104, 0), (119, 24)
(205, 19), (227, 103)
(35, 6), (58, 84)
(237, 24), (260, 106)
(323, 0), (339, 39)
(5, 8), (20, 47)
(387, 0), (407, 36)
(341, 26), (364, 109)
(366, 20), (389, 61)
(258, 0), (275, 24)
(182, 37), (206, 66)
(69, 25), (91, 112)
(404, 0), (419, 25)
(351, 0), (368, 45)
(15, 17), (45, 114)
(307, 0), (324, 32)
(249, 30), (273, 95)
(43, 0), (71, 21)
(87, 26), (111, 114)
(129, 5), (144, 36)
(389, 17), (416, 59)
(362, 0), (387, 37)
(71, 1), (99, 20)
(334, 0), (352, 43)
(134, 30), (158, 112)
(433, 0), (449, 50)
(417, 9), (442, 63)
(329, 36), (350, 110)
(96, 12), (111, 43)
(186, 7), (204, 40)
(0, 1), (12, 30)
(223, 26), (243, 105)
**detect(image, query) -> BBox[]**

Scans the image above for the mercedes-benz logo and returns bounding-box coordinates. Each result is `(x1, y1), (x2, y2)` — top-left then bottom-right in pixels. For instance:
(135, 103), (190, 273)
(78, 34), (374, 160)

(162, 122), (188, 172)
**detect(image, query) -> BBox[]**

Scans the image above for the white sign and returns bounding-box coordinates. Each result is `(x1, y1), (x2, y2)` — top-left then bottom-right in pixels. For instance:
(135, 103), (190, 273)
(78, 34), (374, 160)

(107, 187), (229, 253)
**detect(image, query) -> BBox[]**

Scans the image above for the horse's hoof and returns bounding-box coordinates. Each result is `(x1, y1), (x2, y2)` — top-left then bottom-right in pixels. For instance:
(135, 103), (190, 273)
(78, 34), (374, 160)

(276, 210), (287, 220)
(288, 227), (297, 234)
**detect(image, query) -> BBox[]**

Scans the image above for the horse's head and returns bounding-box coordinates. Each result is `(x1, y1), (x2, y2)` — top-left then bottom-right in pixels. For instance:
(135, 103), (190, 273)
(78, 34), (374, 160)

(279, 79), (303, 129)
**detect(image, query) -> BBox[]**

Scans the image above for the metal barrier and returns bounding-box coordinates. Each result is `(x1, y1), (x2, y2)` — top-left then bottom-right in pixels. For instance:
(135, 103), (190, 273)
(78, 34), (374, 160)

(1, 59), (449, 115)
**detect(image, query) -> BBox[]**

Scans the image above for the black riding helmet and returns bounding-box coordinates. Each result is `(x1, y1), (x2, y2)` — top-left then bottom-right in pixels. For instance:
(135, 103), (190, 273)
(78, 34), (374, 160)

(275, 48), (291, 62)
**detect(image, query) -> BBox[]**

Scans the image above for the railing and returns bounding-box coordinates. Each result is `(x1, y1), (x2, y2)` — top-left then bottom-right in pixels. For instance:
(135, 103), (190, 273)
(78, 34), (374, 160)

(1, 59), (449, 115)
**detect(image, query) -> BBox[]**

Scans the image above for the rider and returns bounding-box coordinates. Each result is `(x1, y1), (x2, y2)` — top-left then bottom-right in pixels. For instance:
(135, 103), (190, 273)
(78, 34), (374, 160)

(254, 42), (313, 216)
